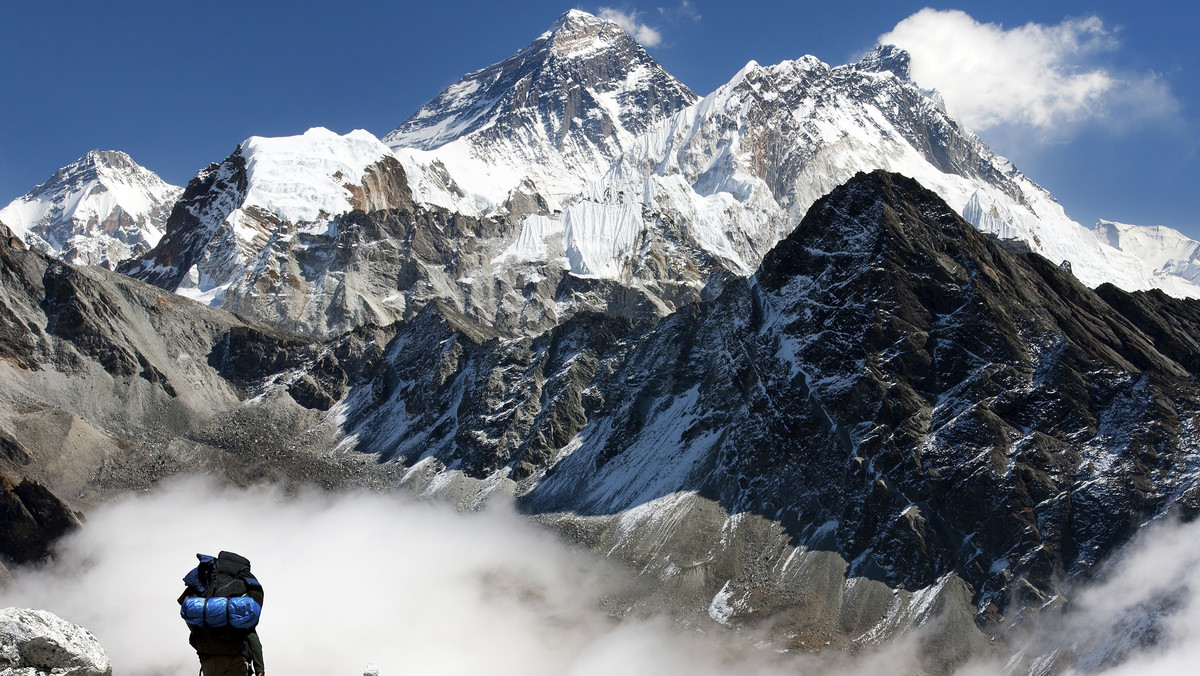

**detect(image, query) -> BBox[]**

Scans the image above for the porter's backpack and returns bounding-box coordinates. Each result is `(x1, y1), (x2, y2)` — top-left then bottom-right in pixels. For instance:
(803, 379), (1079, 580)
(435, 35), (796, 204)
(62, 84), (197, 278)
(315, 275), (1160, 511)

(179, 551), (264, 630)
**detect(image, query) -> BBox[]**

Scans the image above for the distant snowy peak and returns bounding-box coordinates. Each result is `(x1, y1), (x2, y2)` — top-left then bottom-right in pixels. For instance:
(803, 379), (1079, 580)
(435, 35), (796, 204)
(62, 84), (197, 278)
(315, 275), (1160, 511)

(1092, 220), (1200, 286)
(123, 127), (405, 303)
(573, 44), (1200, 298)
(854, 44), (912, 80)
(0, 150), (181, 268)
(583, 45), (1032, 274)
(386, 9), (695, 150)
(384, 9), (697, 213)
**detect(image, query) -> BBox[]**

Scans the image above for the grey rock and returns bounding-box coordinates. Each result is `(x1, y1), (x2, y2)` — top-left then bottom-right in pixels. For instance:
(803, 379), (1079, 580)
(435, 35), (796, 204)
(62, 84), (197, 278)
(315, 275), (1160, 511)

(0, 608), (111, 676)
(0, 478), (80, 565)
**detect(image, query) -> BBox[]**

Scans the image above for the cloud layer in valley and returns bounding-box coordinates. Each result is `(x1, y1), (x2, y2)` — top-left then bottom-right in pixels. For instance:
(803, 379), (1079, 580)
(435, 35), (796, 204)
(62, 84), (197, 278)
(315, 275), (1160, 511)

(2, 479), (1200, 675)
(0, 479), (836, 676)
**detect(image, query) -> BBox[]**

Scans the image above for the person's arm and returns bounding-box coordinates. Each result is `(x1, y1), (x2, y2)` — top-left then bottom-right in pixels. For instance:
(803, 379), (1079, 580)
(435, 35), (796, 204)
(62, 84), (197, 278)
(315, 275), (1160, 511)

(246, 631), (265, 675)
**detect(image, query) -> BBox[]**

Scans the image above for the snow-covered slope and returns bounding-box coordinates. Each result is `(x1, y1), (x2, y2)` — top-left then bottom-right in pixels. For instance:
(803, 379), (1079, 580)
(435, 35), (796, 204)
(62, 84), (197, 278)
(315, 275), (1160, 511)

(554, 45), (1200, 298)
(118, 20), (1200, 341)
(122, 127), (400, 306)
(1092, 219), (1200, 288)
(384, 9), (697, 215)
(0, 150), (180, 268)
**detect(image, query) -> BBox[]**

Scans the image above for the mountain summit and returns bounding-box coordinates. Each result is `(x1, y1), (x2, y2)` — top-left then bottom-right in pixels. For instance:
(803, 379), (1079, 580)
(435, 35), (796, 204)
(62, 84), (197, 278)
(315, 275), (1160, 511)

(105, 10), (1200, 344)
(0, 150), (180, 269)
(384, 9), (698, 212)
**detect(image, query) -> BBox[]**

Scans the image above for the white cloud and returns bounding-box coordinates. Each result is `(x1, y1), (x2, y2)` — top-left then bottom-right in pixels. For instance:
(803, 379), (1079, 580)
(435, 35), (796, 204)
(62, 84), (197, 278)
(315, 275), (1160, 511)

(599, 7), (663, 47)
(877, 9), (1179, 136)
(1009, 516), (1200, 675)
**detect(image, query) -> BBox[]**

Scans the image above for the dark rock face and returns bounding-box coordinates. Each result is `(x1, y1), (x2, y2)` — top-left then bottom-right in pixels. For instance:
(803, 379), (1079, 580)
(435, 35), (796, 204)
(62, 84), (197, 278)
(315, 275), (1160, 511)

(0, 477), (81, 565)
(737, 172), (1200, 609)
(207, 325), (351, 411)
(118, 154), (249, 290)
(1093, 284), (1200, 376)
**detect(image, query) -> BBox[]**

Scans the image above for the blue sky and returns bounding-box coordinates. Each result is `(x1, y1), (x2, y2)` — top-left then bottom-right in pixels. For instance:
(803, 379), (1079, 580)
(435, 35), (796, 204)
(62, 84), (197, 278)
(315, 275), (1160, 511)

(1, 1), (1195, 237)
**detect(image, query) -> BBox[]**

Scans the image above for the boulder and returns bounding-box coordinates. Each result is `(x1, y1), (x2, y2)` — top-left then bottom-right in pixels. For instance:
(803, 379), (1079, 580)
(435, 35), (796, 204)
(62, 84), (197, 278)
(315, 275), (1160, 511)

(0, 608), (111, 676)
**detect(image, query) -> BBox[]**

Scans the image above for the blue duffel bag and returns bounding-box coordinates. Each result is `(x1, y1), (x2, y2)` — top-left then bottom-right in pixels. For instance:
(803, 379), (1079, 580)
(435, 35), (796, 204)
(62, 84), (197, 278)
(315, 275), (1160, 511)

(181, 596), (262, 629)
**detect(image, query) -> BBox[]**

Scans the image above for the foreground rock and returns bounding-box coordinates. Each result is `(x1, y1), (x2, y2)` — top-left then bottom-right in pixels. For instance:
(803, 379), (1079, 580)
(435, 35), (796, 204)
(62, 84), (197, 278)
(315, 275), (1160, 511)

(0, 608), (111, 676)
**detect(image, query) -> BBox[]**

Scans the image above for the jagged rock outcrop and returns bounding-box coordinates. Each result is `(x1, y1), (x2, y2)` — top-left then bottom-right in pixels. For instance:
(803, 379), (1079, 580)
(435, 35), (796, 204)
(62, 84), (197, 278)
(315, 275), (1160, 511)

(0, 608), (111, 676)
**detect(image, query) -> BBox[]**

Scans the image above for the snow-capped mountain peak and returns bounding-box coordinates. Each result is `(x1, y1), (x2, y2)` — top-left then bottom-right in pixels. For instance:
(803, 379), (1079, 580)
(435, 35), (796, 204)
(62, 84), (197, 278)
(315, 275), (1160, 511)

(120, 126), (407, 311)
(0, 150), (181, 269)
(384, 9), (698, 214)
(101, 11), (1200, 346)
(854, 44), (912, 80)
(1092, 219), (1200, 285)
(543, 8), (627, 59)
(560, 44), (1200, 299)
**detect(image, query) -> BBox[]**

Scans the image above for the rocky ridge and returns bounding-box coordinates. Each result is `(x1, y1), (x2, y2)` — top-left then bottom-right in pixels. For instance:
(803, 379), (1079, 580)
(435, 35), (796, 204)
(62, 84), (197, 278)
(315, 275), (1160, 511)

(335, 171), (1200, 632)
(121, 125), (722, 341)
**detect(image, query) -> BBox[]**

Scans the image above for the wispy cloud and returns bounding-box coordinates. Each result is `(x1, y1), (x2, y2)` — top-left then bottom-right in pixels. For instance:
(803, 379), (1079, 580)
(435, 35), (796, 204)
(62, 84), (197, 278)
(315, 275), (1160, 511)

(658, 1), (701, 23)
(878, 9), (1180, 138)
(599, 7), (663, 47)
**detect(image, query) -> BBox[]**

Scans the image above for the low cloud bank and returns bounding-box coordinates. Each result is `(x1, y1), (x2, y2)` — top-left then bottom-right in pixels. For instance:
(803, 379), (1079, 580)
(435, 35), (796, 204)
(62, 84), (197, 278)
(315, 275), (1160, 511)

(0, 479), (816, 675)
(2, 478), (1199, 675)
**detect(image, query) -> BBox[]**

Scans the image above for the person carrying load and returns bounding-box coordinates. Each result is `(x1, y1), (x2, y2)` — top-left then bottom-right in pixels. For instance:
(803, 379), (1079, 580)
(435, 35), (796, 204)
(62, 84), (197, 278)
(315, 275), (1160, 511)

(178, 550), (266, 676)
